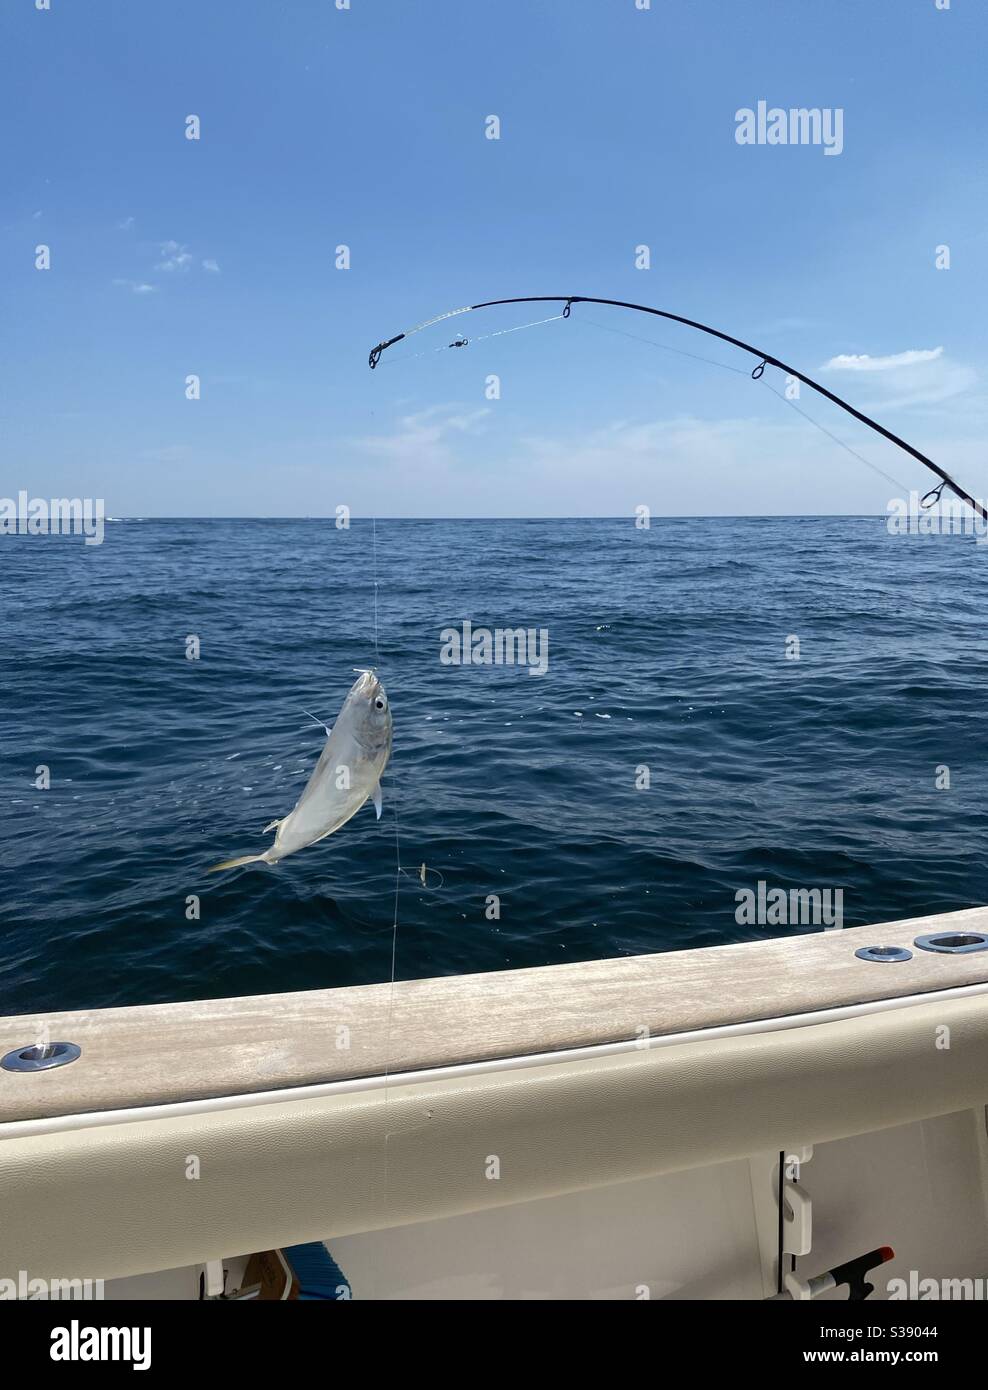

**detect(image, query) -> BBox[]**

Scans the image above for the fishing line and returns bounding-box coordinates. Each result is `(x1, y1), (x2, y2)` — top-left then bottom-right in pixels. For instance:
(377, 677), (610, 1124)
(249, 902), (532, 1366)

(300, 708), (333, 737)
(370, 511), (404, 1232)
(371, 516), (381, 664)
(756, 376), (912, 499)
(471, 310), (568, 343)
(577, 315), (913, 497)
(575, 314), (749, 377)
(377, 311), (567, 367)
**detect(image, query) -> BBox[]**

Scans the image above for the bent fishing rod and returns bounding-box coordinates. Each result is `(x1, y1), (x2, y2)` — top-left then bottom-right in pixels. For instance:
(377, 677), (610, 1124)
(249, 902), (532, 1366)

(369, 295), (986, 523)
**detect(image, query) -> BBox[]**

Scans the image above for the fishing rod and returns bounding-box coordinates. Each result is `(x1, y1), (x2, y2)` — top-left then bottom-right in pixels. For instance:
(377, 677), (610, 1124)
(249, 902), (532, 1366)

(369, 295), (986, 522)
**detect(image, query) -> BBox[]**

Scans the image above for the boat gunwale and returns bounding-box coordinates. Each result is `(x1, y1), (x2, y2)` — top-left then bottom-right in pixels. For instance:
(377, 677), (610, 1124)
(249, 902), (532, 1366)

(2, 905), (988, 1126)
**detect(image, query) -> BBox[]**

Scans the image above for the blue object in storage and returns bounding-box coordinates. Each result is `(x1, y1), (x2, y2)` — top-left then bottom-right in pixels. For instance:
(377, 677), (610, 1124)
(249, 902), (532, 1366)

(282, 1243), (351, 1300)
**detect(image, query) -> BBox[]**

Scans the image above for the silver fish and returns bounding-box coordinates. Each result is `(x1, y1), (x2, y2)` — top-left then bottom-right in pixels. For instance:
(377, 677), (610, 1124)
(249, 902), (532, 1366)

(208, 669), (392, 872)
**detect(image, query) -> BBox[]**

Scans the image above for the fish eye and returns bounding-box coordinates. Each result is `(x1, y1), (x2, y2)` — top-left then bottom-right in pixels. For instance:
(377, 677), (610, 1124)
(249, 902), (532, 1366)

(374, 696), (386, 710)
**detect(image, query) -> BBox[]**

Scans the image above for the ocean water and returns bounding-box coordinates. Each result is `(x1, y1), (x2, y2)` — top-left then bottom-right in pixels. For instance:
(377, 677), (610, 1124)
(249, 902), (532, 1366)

(2, 516), (986, 1018)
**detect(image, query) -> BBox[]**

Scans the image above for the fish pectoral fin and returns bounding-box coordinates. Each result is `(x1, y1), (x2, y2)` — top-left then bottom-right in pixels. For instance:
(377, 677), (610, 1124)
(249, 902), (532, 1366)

(262, 817), (284, 834)
(371, 780), (383, 820)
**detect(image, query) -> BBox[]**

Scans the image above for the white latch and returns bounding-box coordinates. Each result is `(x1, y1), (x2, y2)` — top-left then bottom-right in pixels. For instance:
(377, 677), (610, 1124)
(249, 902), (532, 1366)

(781, 1144), (813, 1258)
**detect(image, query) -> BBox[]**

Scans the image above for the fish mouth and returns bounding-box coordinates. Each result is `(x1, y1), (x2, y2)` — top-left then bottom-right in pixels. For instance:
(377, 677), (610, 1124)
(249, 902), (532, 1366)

(352, 667), (383, 699)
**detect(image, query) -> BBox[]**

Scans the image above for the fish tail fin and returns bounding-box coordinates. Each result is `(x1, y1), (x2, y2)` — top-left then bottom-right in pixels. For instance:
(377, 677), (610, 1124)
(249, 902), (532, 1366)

(207, 851), (272, 873)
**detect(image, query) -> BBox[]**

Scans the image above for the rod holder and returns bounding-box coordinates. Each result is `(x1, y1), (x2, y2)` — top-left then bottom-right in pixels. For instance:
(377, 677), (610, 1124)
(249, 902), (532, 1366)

(914, 931), (988, 955)
(1, 1042), (81, 1073)
(855, 945), (912, 963)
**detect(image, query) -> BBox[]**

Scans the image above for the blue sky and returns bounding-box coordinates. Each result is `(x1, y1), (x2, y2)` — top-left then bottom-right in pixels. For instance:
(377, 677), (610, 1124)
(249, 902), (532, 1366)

(3, 0), (986, 516)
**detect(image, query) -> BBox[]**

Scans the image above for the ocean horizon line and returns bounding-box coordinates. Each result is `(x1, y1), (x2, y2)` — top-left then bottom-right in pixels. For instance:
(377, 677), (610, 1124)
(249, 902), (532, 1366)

(97, 512), (889, 522)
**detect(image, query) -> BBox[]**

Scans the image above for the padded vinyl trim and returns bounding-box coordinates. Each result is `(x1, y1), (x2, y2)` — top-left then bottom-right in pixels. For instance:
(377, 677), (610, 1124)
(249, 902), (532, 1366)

(2, 992), (986, 1282)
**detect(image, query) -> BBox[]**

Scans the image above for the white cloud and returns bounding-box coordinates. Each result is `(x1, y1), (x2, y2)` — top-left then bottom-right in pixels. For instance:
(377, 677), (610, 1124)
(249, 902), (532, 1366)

(823, 347), (944, 372)
(113, 279), (157, 295)
(117, 216), (135, 231)
(151, 240), (218, 275)
(156, 240), (193, 271)
(352, 406), (885, 514)
(821, 345), (975, 410)
(354, 404), (490, 467)
(870, 370), (977, 411)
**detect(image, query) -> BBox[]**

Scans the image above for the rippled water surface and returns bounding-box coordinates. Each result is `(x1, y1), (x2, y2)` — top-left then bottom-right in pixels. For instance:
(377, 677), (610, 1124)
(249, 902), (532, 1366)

(2, 516), (986, 1016)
